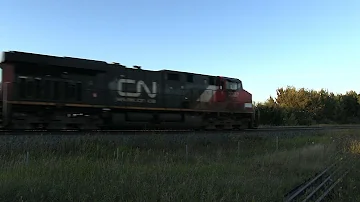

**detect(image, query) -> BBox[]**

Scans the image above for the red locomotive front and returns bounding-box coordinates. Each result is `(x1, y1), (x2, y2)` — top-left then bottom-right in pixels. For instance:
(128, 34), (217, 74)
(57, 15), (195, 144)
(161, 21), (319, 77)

(212, 76), (254, 113)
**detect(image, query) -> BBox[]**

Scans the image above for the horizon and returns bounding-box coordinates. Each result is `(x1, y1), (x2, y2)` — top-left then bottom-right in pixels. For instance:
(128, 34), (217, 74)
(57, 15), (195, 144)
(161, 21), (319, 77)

(1, 0), (359, 102)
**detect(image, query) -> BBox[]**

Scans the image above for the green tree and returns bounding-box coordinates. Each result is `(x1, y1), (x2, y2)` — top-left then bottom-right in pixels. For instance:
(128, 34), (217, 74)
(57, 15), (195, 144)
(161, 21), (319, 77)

(257, 87), (360, 126)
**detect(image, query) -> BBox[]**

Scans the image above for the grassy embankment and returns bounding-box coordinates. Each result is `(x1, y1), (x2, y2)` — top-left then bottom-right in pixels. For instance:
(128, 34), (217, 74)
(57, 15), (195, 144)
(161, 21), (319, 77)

(0, 130), (359, 202)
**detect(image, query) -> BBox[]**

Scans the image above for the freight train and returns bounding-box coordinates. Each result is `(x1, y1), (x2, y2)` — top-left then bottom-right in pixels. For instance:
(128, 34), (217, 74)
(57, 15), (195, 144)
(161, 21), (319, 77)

(0, 51), (260, 130)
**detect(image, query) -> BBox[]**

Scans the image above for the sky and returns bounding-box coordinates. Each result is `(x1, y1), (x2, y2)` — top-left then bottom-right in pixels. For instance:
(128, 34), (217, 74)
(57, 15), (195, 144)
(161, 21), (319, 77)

(1, 0), (359, 102)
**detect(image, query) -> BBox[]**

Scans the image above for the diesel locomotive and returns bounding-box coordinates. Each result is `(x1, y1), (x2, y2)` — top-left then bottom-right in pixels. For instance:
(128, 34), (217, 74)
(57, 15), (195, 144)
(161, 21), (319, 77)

(0, 51), (260, 130)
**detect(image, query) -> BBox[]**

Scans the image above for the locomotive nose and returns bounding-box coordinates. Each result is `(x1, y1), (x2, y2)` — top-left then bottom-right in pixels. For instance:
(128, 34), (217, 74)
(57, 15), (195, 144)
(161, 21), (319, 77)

(238, 89), (253, 104)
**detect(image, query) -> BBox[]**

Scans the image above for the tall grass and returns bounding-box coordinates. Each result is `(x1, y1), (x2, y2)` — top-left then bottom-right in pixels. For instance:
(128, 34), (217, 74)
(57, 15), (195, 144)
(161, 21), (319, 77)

(0, 130), (357, 202)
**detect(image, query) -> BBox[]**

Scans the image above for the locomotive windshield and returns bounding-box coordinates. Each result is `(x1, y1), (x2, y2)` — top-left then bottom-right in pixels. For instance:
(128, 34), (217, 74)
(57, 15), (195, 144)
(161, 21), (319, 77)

(226, 81), (242, 90)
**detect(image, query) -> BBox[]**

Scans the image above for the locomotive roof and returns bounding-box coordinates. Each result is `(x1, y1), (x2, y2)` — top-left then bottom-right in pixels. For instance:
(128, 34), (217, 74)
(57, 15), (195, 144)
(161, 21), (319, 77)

(1, 51), (179, 73)
(1, 51), (241, 81)
(1, 51), (123, 71)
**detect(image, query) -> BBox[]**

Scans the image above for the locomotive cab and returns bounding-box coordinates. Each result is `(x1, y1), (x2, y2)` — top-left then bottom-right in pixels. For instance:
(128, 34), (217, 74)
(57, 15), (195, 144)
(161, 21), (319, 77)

(219, 77), (242, 91)
(217, 76), (254, 111)
(219, 77), (242, 96)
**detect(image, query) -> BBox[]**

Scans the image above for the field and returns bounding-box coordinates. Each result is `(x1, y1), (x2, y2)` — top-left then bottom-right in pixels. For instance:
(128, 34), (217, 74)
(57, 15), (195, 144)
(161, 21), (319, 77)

(0, 129), (359, 202)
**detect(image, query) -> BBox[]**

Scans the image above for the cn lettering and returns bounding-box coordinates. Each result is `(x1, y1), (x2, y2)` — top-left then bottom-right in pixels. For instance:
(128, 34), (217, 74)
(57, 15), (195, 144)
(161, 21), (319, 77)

(117, 79), (157, 98)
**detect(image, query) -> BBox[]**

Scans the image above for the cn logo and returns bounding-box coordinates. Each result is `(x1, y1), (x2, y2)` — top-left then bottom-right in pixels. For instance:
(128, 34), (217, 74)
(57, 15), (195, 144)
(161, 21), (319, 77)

(116, 78), (157, 104)
(117, 79), (157, 98)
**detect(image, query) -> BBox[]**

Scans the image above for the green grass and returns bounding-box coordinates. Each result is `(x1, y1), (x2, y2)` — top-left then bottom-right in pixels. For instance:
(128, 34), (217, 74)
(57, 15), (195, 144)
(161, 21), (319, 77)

(0, 130), (358, 202)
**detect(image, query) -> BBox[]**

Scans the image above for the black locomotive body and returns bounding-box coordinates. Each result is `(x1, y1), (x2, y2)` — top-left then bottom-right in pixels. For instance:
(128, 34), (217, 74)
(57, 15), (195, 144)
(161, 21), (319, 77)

(0, 51), (259, 130)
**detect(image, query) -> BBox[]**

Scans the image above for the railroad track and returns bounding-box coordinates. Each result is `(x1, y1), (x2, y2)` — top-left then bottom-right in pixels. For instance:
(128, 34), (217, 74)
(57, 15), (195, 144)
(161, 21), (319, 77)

(0, 125), (359, 134)
(283, 155), (354, 202)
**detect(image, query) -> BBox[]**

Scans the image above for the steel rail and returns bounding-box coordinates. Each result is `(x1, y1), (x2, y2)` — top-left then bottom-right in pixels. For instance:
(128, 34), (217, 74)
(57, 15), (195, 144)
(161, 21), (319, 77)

(284, 156), (353, 202)
(314, 168), (351, 202)
(284, 157), (343, 202)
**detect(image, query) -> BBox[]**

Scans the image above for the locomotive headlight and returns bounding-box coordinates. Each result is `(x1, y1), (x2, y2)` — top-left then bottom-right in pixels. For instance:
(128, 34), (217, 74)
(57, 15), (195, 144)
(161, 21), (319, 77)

(244, 103), (253, 108)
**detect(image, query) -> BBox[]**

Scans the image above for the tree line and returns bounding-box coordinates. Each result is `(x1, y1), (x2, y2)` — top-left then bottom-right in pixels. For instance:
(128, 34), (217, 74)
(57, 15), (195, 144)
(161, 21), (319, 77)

(256, 86), (360, 126)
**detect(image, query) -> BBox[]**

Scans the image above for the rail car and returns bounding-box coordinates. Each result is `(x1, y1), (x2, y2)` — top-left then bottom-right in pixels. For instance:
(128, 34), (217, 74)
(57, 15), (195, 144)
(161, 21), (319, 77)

(0, 51), (260, 130)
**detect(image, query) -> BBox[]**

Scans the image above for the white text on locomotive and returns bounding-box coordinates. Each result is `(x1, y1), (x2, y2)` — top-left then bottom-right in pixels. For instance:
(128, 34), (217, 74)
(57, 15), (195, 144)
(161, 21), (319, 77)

(116, 79), (157, 103)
